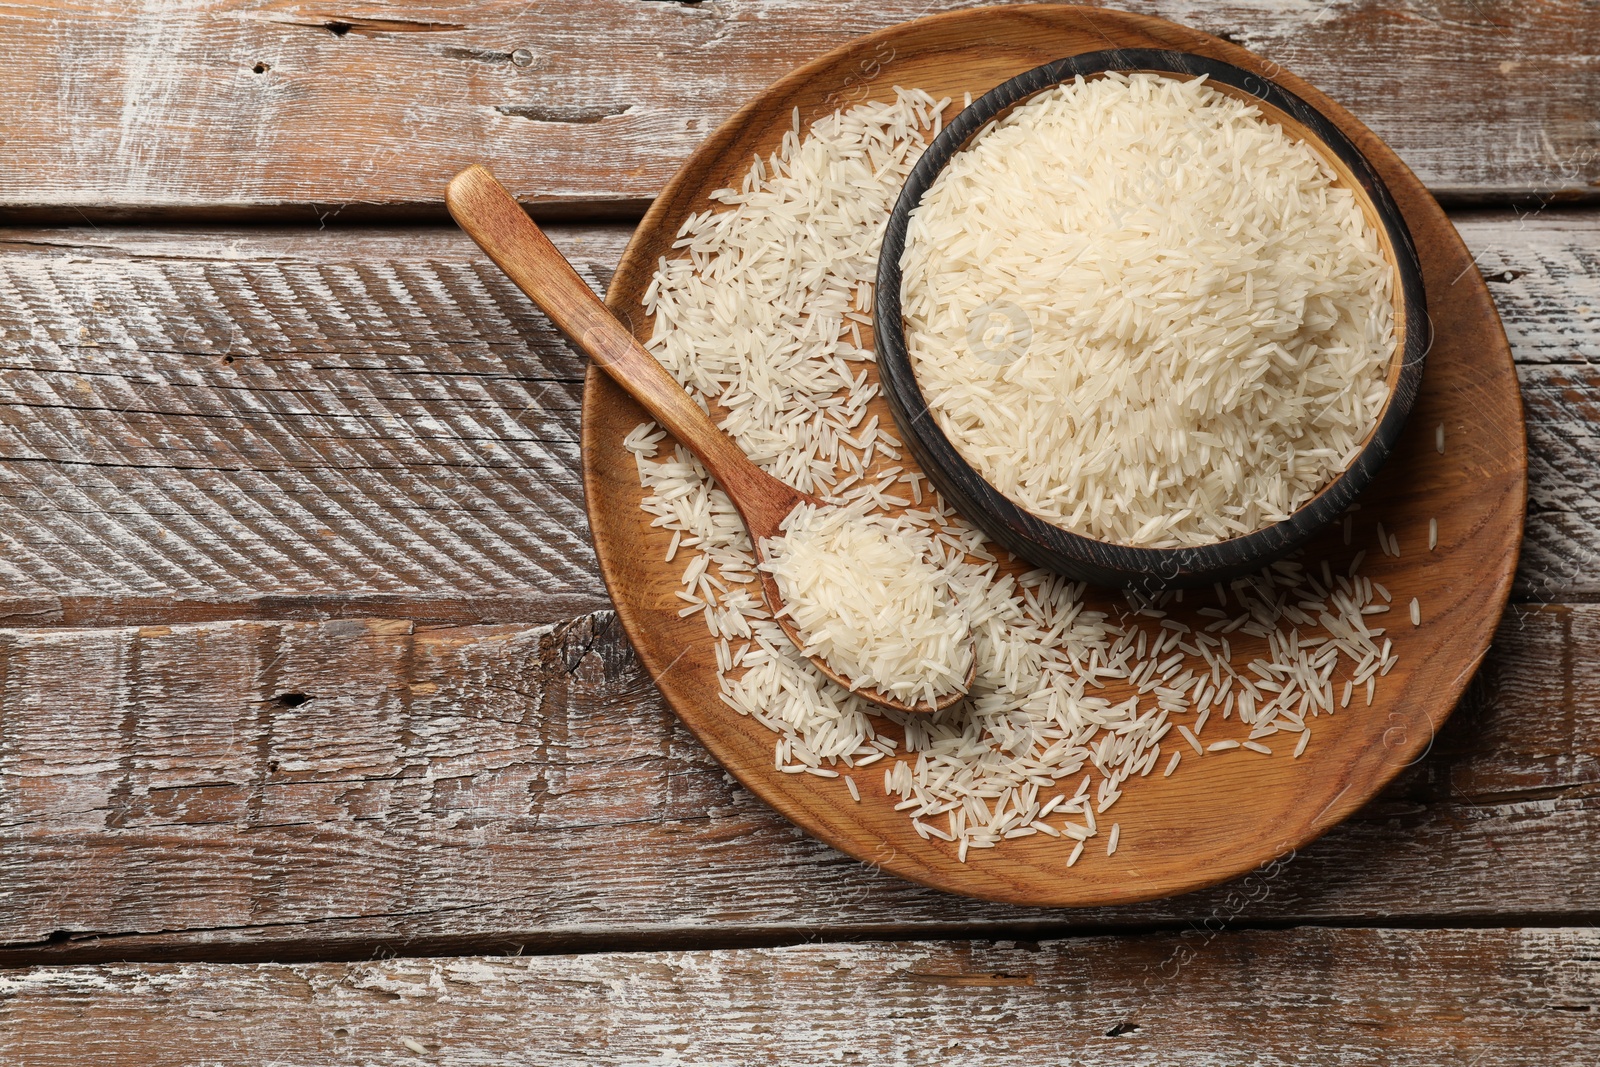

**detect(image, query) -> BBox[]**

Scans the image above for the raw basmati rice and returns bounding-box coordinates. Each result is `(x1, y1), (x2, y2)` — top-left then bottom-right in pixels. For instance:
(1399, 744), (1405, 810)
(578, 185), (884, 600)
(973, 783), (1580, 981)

(759, 501), (972, 706)
(900, 73), (1395, 548)
(625, 87), (1405, 865)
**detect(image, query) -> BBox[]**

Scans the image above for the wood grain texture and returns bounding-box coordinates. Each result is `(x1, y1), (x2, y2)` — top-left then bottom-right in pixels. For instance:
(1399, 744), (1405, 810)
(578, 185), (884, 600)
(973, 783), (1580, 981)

(0, 214), (1593, 627)
(0, 0), (1595, 219)
(586, 4), (1526, 906)
(1439, 210), (1600, 601)
(2, 929), (1598, 1065)
(0, 226), (613, 625)
(1, 604), (1595, 962)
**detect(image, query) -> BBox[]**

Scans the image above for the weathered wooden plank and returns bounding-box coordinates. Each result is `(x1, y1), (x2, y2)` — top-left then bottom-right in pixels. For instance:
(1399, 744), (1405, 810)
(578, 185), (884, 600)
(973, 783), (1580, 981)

(0, 603), (1594, 962)
(0, 215), (1596, 619)
(1462, 209), (1600, 367)
(0, 226), (615, 624)
(2, 929), (1596, 1065)
(0, 0), (1595, 218)
(1455, 210), (1600, 600)
(1440, 603), (1600, 800)
(1522, 361), (1600, 604)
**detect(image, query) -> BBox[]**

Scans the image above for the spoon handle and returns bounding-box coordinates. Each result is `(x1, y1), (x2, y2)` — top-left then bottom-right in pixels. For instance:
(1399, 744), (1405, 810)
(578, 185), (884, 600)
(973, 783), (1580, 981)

(446, 165), (771, 510)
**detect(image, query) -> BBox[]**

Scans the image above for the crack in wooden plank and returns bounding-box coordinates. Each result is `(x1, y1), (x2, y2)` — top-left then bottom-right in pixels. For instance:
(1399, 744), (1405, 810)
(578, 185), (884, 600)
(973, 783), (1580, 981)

(493, 104), (636, 124)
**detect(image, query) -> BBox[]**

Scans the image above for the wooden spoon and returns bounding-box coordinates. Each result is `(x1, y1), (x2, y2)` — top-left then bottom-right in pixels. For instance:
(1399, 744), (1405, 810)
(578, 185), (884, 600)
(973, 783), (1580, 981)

(446, 164), (973, 713)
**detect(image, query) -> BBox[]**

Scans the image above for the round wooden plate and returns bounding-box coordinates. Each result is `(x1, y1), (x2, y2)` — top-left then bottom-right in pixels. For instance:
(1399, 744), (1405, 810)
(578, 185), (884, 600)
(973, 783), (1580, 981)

(580, 4), (1526, 906)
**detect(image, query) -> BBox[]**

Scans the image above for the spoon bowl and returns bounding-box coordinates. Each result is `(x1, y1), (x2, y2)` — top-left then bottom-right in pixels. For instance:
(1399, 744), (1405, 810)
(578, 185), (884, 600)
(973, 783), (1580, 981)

(446, 165), (975, 713)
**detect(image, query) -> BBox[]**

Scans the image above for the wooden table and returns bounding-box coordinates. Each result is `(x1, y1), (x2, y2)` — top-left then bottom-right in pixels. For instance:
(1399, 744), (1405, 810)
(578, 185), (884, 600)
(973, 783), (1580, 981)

(0, 2), (1596, 1062)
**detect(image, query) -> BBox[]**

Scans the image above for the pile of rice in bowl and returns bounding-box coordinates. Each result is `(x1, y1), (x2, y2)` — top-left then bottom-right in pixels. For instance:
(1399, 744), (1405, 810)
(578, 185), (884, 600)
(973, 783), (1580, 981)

(625, 80), (1408, 865)
(903, 73), (1397, 548)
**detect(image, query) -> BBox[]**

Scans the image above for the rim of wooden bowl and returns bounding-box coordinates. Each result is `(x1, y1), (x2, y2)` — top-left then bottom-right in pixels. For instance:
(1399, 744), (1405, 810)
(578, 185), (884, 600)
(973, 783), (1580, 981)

(873, 48), (1432, 589)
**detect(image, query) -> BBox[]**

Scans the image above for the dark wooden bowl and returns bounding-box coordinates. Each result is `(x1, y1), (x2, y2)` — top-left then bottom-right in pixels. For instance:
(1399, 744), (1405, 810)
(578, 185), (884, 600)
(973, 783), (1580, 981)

(874, 49), (1430, 590)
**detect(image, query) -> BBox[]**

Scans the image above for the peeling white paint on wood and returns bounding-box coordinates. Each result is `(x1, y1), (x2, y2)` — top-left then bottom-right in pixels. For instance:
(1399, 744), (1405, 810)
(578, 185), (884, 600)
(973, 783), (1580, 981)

(0, 605), (1595, 958)
(1468, 213), (1600, 366)
(0, 226), (623, 615)
(107, 0), (219, 205)
(0, 929), (1596, 1064)
(2, 0), (1597, 216)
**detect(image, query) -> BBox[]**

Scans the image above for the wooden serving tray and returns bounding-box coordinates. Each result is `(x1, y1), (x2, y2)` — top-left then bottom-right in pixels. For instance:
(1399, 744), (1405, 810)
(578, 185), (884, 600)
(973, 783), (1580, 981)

(580, 4), (1526, 906)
